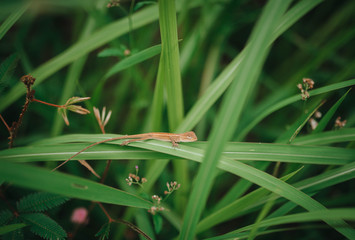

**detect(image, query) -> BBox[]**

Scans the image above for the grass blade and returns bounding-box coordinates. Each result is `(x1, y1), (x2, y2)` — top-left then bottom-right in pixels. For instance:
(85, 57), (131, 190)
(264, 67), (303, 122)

(0, 161), (151, 209)
(179, 1), (291, 238)
(313, 88), (351, 133)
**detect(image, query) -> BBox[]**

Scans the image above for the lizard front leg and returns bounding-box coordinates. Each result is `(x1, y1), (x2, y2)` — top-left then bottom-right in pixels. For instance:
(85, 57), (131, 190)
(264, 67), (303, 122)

(169, 136), (180, 147)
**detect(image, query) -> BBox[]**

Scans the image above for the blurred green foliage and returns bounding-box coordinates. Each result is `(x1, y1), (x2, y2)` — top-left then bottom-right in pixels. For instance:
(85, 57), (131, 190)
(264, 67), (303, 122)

(0, 0), (354, 239)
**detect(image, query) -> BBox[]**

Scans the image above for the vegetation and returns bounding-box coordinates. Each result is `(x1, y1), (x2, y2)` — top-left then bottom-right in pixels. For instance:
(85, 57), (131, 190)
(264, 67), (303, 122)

(0, 0), (354, 239)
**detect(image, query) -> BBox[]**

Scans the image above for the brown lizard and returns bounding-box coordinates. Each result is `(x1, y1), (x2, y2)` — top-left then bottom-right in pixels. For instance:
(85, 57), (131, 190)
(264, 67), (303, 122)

(52, 131), (197, 172)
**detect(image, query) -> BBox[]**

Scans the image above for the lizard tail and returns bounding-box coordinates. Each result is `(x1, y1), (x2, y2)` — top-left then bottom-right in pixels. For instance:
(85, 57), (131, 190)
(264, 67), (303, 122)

(51, 137), (124, 172)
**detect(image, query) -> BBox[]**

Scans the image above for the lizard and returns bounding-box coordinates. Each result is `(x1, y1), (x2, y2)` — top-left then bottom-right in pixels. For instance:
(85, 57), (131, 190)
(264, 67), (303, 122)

(52, 131), (197, 172)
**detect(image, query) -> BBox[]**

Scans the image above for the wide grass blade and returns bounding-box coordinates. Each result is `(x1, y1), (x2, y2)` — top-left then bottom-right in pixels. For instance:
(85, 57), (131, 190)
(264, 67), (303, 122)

(1, 138), (354, 166)
(293, 128), (355, 145)
(0, 161), (151, 209)
(179, 2), (292, 238)
(176, 0), (323, 133)
(0, 4), (160, 112)
(207, 209), (355, 240)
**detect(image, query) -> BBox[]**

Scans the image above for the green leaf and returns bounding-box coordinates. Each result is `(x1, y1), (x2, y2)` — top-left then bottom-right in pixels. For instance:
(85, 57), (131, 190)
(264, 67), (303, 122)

(0, 223), (27, 235)
(293, 128), (355, 145)
(0, 161), (152, 209)
(17, 192), (69, 213)
(0, 3), (29, 40)
(21, 213), (66, 240)
(197, 167), (303, 233)
(98, 48), (124, 58)
(2, 135), (354, 166)
(157, 0), (186, 212)
(95, 222), (111, 240)
(152, 214), (163, 234)
(0, 53), (18, 94)
(176, 0), (324, 133)
(276, 100), (324, 143)
(0, 4), (160, 112)
(313, 88), (351, 133)
(104, 44), (162, 79)
(0, 210), (14, 226)
(179, 1), (292, 238)
(236, 78), (355, 140)
(209, 209), (355, 240)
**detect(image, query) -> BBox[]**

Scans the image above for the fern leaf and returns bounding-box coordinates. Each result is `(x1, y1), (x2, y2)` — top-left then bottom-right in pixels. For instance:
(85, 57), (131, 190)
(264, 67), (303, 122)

(95, 222), (111, 240)
(17, 192), (69, 213)
(0, 209), (14, 225)
(0, 53), (18, 94)
(21, 213), (66, 240)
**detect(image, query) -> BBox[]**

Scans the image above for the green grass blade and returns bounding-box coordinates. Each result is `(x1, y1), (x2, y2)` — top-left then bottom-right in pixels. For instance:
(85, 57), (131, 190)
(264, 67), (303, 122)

(105, 44), (162, 80)
(237, 79), (355, 140)
(276, 100), (324, 143)
(208, 209), (355, 240)
(197, 167), (302, 233)
(0, 5), (159, 112)
(179, 1), (291, 238)
(293, 128), (355, 145)
(157, 0), (184, 130)
(0, 223), (27, 235)
(176, 0), (323, 133)
(0, 161), (151, 209)
(0, 53), (18, 94)
(313, 88), (351, 133)
(157, 0), (187, 212)
(1, 137), (354, 237)
(0, 3), (29, 40)
(2, 135), (354, 166)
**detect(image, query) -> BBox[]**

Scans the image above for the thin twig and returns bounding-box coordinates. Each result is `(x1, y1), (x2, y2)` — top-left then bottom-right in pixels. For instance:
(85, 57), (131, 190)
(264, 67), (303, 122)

(0, 114), (10, 132)
(97, 202), (152, 240)
(32, 98), (66, 108)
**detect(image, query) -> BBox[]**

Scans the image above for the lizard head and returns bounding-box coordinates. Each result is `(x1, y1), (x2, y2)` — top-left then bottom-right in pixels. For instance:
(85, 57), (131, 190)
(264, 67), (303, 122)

(183, 131), (198, 142)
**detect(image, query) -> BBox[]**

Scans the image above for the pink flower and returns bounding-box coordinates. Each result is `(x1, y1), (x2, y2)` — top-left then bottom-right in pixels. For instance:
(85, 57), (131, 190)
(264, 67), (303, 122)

(71, 207), (89, 225)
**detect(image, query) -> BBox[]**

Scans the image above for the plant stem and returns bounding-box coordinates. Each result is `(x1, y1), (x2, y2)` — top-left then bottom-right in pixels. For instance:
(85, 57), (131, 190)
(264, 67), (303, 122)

(32, 98), (65, 108)
(0, 114), (10, 132)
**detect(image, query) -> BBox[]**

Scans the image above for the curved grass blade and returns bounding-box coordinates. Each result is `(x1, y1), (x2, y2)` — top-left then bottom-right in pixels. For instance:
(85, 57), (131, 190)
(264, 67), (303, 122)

(0, 161), (152, 209)
(176, 0), (323, 133)
(207, 209), (355, 240)
(313, 88), (351, 133)
(0, 3), (29, 40)
(2, 135), (354, 165)
(198, 161), (355, 234)
(293, 128), (355, 145)
(236, 79), (355, 140)
(179, 1), (292, 238)
(0, 5), (160, 112)
(0, 223), (27, 235)
(104, 44), (161, 79)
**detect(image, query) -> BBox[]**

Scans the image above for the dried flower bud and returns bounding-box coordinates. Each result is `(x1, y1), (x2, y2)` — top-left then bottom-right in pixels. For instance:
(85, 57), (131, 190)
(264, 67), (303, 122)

(314, 111), (322, 118)
(309, 118), (318, 130)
